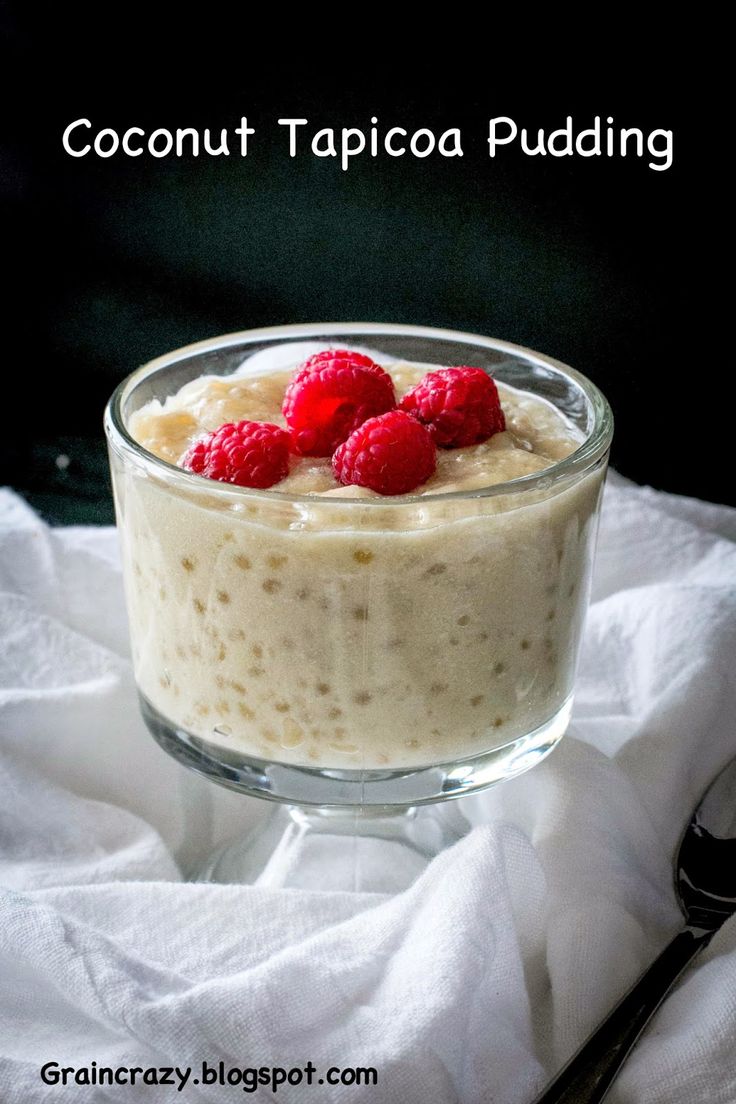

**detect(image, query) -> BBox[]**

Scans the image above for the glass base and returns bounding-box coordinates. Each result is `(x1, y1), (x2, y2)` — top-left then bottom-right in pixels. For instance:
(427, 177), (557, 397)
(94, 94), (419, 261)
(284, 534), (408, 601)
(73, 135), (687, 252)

(142, 692), (572, 807)
(197, 802), (471, 892)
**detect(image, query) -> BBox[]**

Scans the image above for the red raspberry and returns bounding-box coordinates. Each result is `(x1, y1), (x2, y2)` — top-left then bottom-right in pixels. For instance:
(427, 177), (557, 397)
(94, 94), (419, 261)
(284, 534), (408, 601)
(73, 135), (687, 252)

(399, 367), (505, 448)
(332, 410), (436, 495)
(299, 348), (391, 382)
(180, 421), (290, 488)
(283, 349), (396, 456)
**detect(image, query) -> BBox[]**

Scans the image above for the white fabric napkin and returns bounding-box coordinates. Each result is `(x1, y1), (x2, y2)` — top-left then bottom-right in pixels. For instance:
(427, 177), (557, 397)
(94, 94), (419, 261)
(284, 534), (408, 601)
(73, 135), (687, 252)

(1, 476), (735, 1104)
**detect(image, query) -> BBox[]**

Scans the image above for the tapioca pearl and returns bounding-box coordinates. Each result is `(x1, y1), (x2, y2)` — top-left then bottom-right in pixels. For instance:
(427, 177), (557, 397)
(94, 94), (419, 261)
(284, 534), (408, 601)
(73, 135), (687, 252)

(429, 683), (448, 695)
(267, 554), (288, 569)
(296, 587), (310, 600)
(221, 532), (235, 543)
(248, 666), (264, 677)
(193, 598), (205, 614)
(262, 578), (282, 594)
(194, 702), (211, 717)
(493, 716), (505, 727)
(251, 644), (263, 659)
(217, 591), (230, 604)
(449, 637), (459, 646)
(353, 691), (372, 705)
(280, 719), (304, 748)
(352, 607), (368, 621)
(328, 741), (353, 754)
(261, 728), (277, 744)
(316, 682), (330, 696)
(181, 556), (196, 573)
(238, 702), (255, 720)
(546, 608), (556, 622)
(352, 548), (374, 565)
(230, 679), (247, 695)
(274, 701), (290, 713)
(215, 700), (231, 714)
(493, 661), (506, 676)
(387, 637), (405, 649)
(328, 706), (342, 720)
(234, 554), (251, 571)
(425, 562), (447, 576)
(456, 614), (471, 626)
(478, 632), (489, 642)
(216, 644), (227, 662)
(520, 639), (531, 651)
(470, 695), (484, 707)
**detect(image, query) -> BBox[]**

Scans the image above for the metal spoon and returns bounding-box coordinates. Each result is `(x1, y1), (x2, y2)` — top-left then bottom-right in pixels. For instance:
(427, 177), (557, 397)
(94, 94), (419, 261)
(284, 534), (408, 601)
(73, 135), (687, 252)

(533, 754), (736, 1104)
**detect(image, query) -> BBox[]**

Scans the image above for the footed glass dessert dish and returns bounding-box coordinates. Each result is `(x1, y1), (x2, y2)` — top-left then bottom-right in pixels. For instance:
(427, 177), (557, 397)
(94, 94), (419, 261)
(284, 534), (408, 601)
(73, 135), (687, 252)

(105, 323), (612, 889)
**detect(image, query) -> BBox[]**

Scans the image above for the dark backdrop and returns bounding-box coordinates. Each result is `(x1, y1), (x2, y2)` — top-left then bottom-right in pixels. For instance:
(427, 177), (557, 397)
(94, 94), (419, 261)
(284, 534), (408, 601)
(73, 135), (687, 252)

(3, 44), (715, 521)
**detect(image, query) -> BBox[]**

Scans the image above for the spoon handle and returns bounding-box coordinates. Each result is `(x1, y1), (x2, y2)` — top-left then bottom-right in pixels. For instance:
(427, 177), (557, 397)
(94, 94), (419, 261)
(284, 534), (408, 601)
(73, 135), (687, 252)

(532, 925), (714, 1104)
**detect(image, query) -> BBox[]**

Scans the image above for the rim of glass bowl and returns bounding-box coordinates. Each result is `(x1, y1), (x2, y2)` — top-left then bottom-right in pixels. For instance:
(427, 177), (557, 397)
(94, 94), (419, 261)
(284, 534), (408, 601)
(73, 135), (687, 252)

(105, 322), (613, 506)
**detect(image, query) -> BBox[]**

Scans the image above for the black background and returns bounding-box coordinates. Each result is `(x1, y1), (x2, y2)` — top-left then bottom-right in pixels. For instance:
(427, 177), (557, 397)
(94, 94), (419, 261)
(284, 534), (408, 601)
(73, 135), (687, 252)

(3, 32), (716, 521)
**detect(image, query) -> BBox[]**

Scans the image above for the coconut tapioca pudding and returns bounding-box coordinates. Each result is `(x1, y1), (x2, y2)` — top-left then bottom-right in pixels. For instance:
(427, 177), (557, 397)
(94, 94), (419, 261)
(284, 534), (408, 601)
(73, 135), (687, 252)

(105, 325), (612, 814)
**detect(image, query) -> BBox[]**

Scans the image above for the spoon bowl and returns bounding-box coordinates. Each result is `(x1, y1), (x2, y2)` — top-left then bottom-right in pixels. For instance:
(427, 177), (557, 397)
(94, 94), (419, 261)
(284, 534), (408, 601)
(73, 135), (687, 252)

(677, 756), (736, 930)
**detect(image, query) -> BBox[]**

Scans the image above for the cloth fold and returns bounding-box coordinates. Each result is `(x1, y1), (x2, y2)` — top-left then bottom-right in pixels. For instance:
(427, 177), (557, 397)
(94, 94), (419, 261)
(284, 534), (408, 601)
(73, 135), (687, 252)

(1, 477), (735, 1103)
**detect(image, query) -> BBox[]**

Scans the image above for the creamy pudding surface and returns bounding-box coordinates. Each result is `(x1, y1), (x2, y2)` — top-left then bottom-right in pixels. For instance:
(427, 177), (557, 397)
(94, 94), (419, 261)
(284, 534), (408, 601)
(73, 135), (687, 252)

(114, 357), (605, 769)
(130, 363), (579, 496)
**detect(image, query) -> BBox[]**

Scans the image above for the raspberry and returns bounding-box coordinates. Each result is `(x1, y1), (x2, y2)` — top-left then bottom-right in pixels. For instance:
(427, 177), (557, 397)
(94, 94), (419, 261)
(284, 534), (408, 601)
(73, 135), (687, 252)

(180, 421), (290, 488)
(283, 349), (396, 456)
(399, 367), (505, 448)
(332, 410), (436, 495)
(299, 348), (390, 381)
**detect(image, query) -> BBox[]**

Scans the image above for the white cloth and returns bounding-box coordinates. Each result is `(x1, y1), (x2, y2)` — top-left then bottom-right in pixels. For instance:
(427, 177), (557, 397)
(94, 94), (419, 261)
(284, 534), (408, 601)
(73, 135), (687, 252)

(1, 476), (735, 1104)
